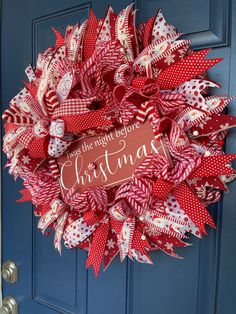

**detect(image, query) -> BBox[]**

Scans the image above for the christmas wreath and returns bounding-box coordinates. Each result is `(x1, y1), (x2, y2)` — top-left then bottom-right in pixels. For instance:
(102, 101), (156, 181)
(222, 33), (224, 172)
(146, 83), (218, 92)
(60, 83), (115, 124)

(3, 4), (236, 276)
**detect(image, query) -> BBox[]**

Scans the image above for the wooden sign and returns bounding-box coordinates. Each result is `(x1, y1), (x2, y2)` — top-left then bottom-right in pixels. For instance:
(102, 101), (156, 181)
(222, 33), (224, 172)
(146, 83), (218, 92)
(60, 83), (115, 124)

(57, 121), (169, 195)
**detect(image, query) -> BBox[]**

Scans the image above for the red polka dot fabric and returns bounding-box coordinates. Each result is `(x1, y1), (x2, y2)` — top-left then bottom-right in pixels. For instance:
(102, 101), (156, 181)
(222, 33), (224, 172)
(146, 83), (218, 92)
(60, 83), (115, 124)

(86, 222), (109, 277)
(173, 182), (215, 235)
(156, 49), (223, 90)
(153, 179), (173, 199)
(131, 76), (153, 89)
(28, 137), (49, 158)
(191, 155), (236, 178)
(83, 10), (99, 61)
(63, 107), (113, 133)
(143, 17), (155, 47)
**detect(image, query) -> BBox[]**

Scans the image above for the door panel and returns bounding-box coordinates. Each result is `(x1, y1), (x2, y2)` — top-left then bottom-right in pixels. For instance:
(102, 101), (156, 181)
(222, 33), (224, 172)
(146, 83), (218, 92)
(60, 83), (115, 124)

(32, 3), (91, 62)
(137, 0), (229, 48)
(1, 1), (236, 314)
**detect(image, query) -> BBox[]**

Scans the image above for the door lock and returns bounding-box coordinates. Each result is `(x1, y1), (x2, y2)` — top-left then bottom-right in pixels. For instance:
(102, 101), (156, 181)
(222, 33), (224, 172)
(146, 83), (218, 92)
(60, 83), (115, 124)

(2, 261), (18, 283)
(0, 297), (18, 314)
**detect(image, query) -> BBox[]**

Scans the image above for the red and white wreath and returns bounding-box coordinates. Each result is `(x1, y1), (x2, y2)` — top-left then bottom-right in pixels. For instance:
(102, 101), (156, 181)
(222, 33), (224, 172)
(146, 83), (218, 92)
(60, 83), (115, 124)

(3, 4), (236, 276)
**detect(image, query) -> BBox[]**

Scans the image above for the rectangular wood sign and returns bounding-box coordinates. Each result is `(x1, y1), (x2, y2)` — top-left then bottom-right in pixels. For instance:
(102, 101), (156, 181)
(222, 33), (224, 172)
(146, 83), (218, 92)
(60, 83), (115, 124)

(57, 121), (169, 195)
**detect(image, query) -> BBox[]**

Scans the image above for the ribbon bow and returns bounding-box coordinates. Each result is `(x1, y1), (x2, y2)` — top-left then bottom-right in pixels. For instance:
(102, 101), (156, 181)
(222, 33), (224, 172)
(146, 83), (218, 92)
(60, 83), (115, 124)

(2, 89), (72, 160)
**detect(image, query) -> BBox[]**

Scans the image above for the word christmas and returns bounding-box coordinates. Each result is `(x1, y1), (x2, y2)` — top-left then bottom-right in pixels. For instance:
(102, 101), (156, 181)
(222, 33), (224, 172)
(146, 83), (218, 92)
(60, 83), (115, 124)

(58, 121), (169, 194)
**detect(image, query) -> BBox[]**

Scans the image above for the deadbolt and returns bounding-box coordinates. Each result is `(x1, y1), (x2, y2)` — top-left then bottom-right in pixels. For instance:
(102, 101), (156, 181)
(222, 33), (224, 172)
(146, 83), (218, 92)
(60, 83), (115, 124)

(2, 261), (18, 283)
(0, 297), (18, 314)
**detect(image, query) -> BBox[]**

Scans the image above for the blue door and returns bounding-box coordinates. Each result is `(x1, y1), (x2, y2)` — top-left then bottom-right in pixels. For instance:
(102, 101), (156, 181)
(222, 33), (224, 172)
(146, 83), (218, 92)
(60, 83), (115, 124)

(2, 0), (236, 313)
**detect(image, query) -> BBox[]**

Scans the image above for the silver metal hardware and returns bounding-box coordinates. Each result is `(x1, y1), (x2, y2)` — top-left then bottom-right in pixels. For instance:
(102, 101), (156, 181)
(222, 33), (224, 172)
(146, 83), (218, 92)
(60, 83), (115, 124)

(2, 261), (18, 284)
(0, 297), (18, 314)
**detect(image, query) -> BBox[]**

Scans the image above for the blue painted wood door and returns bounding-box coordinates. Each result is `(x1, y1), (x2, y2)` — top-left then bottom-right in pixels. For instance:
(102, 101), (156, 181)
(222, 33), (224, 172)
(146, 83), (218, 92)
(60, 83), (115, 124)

(1, 0), (236, 313)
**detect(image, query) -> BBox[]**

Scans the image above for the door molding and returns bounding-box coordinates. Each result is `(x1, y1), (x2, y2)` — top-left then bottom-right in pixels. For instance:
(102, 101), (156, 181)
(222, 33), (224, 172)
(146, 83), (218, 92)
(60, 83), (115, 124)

(135, 0), (230, 49)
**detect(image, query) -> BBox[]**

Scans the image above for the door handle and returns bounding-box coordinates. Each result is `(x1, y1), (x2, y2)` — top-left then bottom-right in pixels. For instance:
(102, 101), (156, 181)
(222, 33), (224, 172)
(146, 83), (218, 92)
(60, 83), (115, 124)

(0, 297), (18, 314)
(1, 261), (18, 284)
